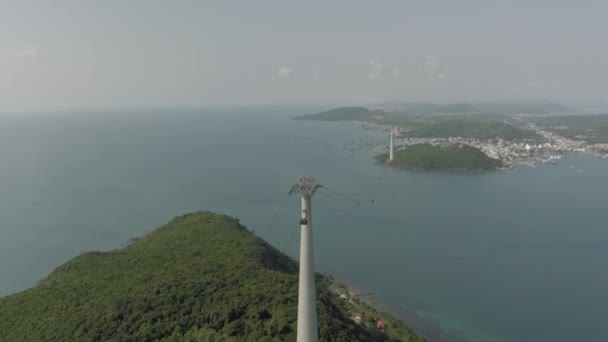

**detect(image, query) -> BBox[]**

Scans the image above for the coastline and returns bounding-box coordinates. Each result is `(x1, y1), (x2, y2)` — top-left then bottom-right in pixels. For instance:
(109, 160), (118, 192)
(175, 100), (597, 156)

(323, 273), (428, 342)
(326, 273), (490, 342)
(325, 272), (449, 342)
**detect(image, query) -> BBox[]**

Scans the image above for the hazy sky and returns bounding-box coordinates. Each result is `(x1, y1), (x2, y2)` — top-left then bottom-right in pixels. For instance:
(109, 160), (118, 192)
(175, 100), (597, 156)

(1, 0), (607, 112)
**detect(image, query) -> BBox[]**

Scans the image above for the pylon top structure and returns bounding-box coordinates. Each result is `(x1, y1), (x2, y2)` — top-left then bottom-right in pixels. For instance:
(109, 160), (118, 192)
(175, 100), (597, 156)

(289, 177), (322, 196)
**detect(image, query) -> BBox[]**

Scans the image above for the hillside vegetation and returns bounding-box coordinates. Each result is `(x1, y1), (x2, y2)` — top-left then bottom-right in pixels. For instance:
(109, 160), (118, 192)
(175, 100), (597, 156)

(0, 212), (423, 342)
(293, 107), (385, 121)
(295, 107), (539, 141)
(401, 119), (539, 141)
(528, 114), (608, 144)
(376, 144), (503, 171)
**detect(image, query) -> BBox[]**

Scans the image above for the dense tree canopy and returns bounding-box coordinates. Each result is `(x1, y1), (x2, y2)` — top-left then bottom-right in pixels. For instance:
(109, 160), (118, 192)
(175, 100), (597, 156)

(0, 212), (423, 342)
(377, 144), (503, 171)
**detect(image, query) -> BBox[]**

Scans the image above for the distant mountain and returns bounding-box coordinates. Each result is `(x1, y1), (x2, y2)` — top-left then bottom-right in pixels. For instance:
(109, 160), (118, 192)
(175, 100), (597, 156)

(397, 102), (481, 115)
(556, 100), (608, 114)
(292, 104), (484, 122)
(298, 101), (576, 120)
(293, 107), (387, 121)
(377, 101), (577, 115)
(0, 212), (423, 342)
(474, 101), (574, 115)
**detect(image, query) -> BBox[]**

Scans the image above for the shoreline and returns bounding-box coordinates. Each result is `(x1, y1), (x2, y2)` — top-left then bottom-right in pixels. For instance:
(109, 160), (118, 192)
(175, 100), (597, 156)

(326, 273), (480, 342)
(324, 272), (450, 342)
(324, 275), (427, 341)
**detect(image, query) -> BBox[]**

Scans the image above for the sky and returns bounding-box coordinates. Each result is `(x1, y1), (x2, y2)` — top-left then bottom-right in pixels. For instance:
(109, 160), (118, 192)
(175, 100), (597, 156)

(1, 0), (607, 112)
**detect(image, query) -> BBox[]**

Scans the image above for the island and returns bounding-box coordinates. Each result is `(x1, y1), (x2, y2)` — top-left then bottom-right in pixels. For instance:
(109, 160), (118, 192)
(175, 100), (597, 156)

(527, 114), (608, 145)
(295, 104), (608, 170)
(294, 106), (540, 141)
(375, 144), (504, 171)
(0, 212), (424, 342)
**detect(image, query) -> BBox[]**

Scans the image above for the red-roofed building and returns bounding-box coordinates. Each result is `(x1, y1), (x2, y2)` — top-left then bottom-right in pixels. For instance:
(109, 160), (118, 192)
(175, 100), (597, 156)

(353, 312), (363, 323)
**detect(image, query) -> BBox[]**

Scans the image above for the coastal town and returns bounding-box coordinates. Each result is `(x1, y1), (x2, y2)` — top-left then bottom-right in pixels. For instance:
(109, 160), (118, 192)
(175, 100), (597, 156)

(363, 122), (608, 169)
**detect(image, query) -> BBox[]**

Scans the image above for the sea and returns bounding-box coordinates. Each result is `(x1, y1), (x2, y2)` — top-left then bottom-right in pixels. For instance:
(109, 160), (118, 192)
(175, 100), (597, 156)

(1, 107), (607, 342)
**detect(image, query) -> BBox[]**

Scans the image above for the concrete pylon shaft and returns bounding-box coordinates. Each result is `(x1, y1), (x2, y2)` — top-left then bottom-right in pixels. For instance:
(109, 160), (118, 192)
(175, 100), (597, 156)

(389, 128), (394, 161)
(297, 194), (318, 342)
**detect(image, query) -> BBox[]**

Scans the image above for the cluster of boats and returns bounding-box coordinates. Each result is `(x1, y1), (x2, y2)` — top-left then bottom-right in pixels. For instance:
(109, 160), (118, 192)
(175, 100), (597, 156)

(539, 155), (563, 164)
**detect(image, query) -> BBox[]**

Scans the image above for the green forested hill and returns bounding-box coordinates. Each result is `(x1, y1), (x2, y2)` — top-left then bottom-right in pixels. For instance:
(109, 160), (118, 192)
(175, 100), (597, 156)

(0, 212), (423, 342)
(377, 144), (503, 171)
(401, 119), (538, 140)
(293, 107), (385, 121)
(294, 107), (539, 141)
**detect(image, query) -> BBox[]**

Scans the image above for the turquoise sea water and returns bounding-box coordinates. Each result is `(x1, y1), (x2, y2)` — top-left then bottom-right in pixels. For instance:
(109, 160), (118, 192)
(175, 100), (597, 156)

(1, 108), (607, 342)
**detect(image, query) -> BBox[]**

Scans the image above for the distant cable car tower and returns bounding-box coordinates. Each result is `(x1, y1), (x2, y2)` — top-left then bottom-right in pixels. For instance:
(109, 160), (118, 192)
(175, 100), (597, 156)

(389, 127), (395, 162)
(289, 177), (322, 342)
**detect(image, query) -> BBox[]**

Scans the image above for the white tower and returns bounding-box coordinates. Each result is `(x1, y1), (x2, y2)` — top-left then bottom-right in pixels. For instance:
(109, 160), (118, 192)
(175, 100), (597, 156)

(389, 127), (395, 162)
(289, 177), (321, 342)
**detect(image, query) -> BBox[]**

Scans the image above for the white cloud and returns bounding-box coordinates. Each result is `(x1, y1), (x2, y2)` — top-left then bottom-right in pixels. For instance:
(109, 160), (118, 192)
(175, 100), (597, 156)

(368, 59), (401, 79)
(426, 55), (439, 69)
(527, 82), (561, 89)
(425, 54), (447, 80)
(275, 67), (321, 80)
(368, 59), (385, 79)
(8, 44), (38, 61)
(277, 66), (294, 78)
